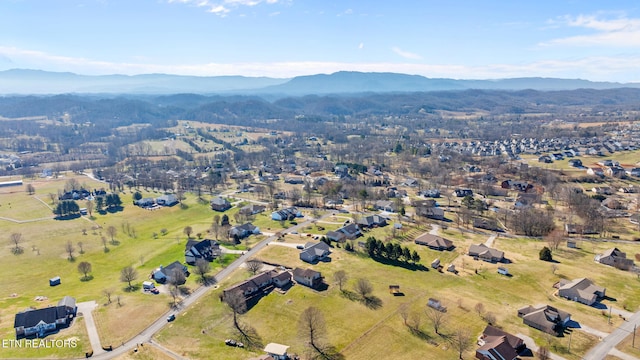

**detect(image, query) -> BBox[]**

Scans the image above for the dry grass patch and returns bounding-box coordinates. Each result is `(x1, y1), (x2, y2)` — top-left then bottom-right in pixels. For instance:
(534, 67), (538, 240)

(94, 295), (169, 346)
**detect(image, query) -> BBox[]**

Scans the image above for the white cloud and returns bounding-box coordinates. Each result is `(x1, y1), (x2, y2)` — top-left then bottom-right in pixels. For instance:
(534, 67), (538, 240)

(542, 14), (640, 47)
(391, 47), (422, 60)
(1, 46), (639, 82)
(168, 0), (285, 16)
(208, 5), (230, 15)
(358, 43), (364, 50)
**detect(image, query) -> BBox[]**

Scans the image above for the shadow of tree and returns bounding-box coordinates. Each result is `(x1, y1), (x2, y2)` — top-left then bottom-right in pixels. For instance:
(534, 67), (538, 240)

(340, 290), (360, 302)
(80, 275), (94, 282)
(362, 296), (383, 310)
(407, 326), (438, 345)
(310, 344), (345, 360)
(235, 322), (263, 350)
(123, 284), (141, 292)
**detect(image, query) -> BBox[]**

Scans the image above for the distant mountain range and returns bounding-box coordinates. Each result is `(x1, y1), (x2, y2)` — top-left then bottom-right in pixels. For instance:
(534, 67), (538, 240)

(1, 69), (638, 95)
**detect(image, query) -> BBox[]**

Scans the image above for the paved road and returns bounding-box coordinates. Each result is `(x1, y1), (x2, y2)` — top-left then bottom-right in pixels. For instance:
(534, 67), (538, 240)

(584, 310), (640, 360)
(76, 301), (104, 356)
(609, 347), (640, 360)
(90, 212), (334, 360)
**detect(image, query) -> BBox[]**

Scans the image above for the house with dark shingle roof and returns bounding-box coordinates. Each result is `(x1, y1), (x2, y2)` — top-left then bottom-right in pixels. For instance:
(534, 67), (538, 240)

(152, 261), (189, 284)
(14, 296), (76, 339)
(556, 278), (605, 306)
(595, 247), (635, 270)
(293, 268), (323, 289)
(517, 304), (571, 336)
(210, 196), (231, 211)
(185, 239), (221, 265)
(414, 233), (454, 251)
(300, 241), (331, 263)
(468, 243), (505, 263)
(356, 214), (388, 228)
(476, 325), (525, 360)
(228, 223), (260, 240)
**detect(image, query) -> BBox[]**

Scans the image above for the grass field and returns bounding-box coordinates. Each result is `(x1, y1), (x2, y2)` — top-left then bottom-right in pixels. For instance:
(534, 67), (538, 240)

(153, 222), (640, 360)
(0, 174), (241, 358)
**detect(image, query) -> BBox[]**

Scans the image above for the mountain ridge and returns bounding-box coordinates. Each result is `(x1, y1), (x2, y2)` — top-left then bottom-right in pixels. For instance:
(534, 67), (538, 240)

(1, 68), (638, 95)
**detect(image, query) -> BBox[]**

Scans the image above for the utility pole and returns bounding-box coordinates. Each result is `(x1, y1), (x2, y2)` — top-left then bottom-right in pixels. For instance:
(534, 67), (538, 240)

(633, 324), (637, 348)
(609, 306), (612, 325)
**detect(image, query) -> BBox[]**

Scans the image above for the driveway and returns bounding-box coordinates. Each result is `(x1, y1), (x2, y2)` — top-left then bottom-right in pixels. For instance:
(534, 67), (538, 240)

(516, 333), (567, 360)
(484, 234), (497, 247)
(429, 224), (440, 235)
(91, 212), (334, 360)
(77, 301), (104, 356)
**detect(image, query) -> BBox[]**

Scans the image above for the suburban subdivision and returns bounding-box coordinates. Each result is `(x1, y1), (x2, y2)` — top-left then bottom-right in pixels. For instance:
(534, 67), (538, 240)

(1, 73), (640, 360)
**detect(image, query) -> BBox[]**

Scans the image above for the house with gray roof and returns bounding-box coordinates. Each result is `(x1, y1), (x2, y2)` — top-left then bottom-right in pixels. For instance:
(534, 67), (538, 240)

(468, 243), (505, 263)
(300, 241), (331, 263)
(414, 233), (454, 251)
(517, 304), (571, 336)
(556, 278), (605, 306)
(14, 296), (76, 339)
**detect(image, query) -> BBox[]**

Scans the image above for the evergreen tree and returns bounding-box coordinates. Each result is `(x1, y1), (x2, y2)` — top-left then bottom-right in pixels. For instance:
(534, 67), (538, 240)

(412, 250), (421, 263)
(539, 246), (553, 261)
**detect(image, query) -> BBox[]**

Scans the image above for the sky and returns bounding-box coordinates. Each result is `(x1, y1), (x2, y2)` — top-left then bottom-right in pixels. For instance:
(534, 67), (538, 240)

(1, 0), (640, 82)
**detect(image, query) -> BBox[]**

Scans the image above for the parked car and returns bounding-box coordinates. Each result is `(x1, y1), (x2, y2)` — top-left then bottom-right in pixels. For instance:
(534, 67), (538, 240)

(167, 314), (176, 322)
(296, 245), (304, 249)
(225, 339), (236, 346)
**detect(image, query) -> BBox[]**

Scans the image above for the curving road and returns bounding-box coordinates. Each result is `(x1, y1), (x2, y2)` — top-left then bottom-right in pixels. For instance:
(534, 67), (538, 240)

(89, 211), (335, 360)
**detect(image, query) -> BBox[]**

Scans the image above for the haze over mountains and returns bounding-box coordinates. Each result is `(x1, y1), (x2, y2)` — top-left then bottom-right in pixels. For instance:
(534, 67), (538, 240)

(1, 69), (639, 96)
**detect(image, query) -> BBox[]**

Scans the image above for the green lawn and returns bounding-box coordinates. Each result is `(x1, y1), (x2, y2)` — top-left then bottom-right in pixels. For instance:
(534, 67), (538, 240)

(153, 225), (640, 360)
(0, 174), (242, 357)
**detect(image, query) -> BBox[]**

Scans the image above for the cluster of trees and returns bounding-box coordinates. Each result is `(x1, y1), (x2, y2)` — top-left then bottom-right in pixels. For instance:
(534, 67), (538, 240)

(95, 193), (123, 211)
(365, 236), (420, 263)
(510, 208), (555, 237)
(54, 200), (81, 217)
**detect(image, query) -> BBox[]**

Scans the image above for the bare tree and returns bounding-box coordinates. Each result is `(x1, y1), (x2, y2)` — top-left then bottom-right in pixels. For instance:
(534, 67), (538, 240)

(65, 240), (75, 261)
(399, 303), (409, 326)
(106, 225), (117, 244)
(537, 346), (550, 360)
(452, 327), (472, 359)
(85, 200), (94, 217)
(169, 286), (180, 307)
(168, 268), (186, 291)
(25, 183), (35, 195)
(425, 307), (447, 335)
(10, 233), (23, 255)
(484, 312), (497, 325)
(333, 270), (348, 292)
(224, 291), (247, 332)
(245, 259), (263, 275)
(474, 302), (485, 317)
(408, 311), (422, 332)
(183, 226), (193, 239)
(354, 278), (373, 299)
(211, 222), (220, 240)
(120, 266), (138, 290)
(193, 258), (212, 284)
(545, 229), (564, 250)
(77, 261), (92, 280)
(103, 288), (113, 304)
(298, 306), (327, 355)
(101, 236), (108, 252)
(77, 241), (84, 254)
